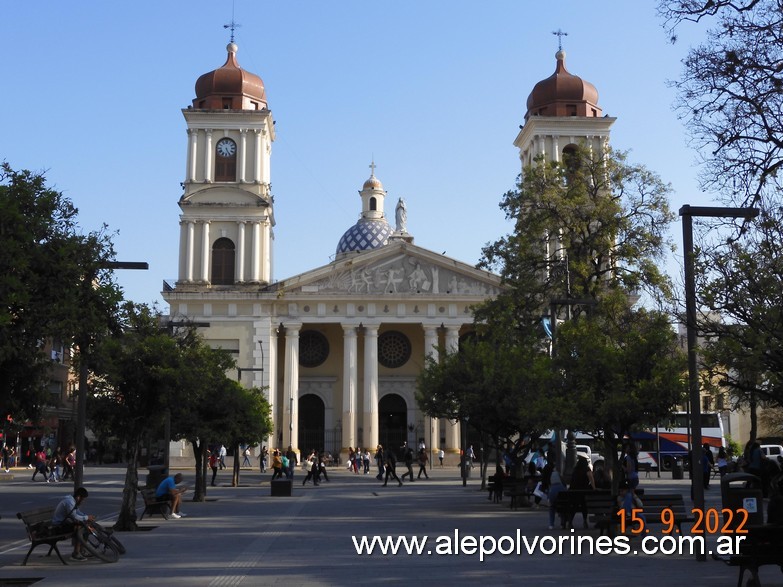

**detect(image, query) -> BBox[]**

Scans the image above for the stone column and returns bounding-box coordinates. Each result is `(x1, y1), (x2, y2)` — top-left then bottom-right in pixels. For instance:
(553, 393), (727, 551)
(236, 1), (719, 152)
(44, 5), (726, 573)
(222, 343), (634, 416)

(362, 324), (379, 451)
(236, 221), (246, 283)
(250, 221), (262, 282)
(185, 220), (195, 282)
(283, 323), (301, 453)
(342, 325), (358, 452)
(204, 129), (214, 183)
(260, 218), (271, 283)
(423, 324), (440, 456)
(445, 325), (461, 452)
(187, 128), (198, 182)
(200, 221), (211, 283)
(254, 128), (263, 183)
(239, 129), (248, 183)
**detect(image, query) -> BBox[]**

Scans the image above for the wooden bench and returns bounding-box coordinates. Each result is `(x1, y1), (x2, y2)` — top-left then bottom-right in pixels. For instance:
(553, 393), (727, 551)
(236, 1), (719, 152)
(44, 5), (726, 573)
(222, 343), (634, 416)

(554, 490), (611, 528)
(723, 524), (783, 587)
(16, 506), (73, 565)
(139, 488), (171, 520)
(590, 492), (692, 536)
(503, 479), (530, 510)
(486, 475), (506, 503)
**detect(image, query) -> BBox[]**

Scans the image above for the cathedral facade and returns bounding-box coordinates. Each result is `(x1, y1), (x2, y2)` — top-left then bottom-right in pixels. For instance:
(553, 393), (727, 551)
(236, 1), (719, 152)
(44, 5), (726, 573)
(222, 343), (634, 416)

(162, 41), (612, 463)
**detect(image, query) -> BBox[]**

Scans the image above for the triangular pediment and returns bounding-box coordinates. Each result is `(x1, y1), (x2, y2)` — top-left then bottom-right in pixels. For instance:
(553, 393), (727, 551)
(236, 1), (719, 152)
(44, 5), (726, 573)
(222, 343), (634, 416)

(272, 241), (501, 298)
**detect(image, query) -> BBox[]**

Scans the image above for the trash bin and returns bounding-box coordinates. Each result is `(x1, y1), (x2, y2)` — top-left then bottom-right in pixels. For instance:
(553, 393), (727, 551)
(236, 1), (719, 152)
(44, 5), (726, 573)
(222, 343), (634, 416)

(672, 458), (684, 480)
(146, 465), (168, 488)
(271, 478), (293, 497)
(721, 472), (764, 529)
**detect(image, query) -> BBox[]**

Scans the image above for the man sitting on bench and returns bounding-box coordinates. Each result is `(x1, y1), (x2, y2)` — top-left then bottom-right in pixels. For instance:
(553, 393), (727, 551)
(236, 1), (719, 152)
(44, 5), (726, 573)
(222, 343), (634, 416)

(156, 473), (186, 519)
(52, 487), (95, 561)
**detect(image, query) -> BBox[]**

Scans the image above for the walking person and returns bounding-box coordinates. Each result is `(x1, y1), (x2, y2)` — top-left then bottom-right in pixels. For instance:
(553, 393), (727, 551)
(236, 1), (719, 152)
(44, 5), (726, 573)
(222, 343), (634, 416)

(209, 450), (219, 486)
(218, 444), (227, 469)
(271, 449), (284, 480)
(242, 446), (251, 468)
(400, 443), (415, 482)
(31, 449), (47, 481)
(375, 445), (385, 480)
(318, 454), (330, 482)
(259, 446), (268, 473)
(702, 443), (715, 489)
(439, 449), (444, 468)
(717, 446), (729, 477)
(363, 448), (371, 474)
(383, 449), (403, 487)
(417, 448), (429, 479)
(285, 446), (297, 480)
(302, 451), (320, 486)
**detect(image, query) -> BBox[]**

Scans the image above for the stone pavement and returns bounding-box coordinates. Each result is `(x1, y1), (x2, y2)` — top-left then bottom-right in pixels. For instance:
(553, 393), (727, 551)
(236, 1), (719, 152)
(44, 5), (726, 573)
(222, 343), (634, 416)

(0, 466), (776, 586)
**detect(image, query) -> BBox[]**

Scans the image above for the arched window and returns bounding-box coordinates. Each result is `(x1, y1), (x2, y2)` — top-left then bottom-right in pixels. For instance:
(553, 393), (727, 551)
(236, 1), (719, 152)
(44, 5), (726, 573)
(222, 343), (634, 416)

(215, 138), (237, 182)
(211, 237), (235, 285)
(369, 197), (377, 211)
(562, 145), (581, 185)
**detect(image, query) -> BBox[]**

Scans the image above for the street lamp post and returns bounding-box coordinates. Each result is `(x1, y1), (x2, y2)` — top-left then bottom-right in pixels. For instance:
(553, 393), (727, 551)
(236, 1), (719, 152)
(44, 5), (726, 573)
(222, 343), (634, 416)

(73, 261), (148, 490)
(680, 205), (757, 562)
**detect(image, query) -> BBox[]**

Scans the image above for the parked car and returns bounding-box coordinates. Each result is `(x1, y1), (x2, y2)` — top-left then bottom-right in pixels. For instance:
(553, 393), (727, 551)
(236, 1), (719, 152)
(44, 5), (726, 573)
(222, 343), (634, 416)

(761, 444), (783, 463)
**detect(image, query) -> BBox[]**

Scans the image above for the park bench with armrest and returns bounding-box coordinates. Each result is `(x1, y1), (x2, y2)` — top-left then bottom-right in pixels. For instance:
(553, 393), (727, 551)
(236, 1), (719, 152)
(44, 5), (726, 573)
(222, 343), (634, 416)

(553, 490), (611, 528)
(138, 487), (171, 520)
(722, 524), (783, 587)
(16, 506), (72, 565)
(590, 492), (691, 536)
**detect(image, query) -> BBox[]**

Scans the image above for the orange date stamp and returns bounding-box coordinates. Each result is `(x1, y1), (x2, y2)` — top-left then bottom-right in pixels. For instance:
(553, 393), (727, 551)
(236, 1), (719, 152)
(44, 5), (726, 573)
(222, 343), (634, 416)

(616, 507), (749, 535)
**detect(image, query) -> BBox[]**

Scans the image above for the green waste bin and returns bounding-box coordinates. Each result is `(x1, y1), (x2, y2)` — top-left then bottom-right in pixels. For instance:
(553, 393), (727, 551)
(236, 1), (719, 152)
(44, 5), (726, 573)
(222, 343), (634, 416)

(146, 465), (168, 488)
(721, 472), (764, 530)
(271, 478), (293, 496)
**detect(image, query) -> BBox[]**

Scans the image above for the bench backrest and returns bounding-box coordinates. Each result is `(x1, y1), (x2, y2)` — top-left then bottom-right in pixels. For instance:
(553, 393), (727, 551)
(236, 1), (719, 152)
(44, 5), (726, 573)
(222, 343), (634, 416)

(17, 507), (56, 527)
(640, 494), (689, 514)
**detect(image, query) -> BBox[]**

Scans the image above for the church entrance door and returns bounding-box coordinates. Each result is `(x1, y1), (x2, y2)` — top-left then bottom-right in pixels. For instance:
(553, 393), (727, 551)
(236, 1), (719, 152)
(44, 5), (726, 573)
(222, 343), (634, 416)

(298, 394), (325, 453)
(379, 394), (407, 459)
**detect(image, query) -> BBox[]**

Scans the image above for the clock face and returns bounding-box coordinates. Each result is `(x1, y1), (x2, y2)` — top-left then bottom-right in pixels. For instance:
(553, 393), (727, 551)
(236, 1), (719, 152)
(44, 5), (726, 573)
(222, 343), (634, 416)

(216, 139), (236, 158)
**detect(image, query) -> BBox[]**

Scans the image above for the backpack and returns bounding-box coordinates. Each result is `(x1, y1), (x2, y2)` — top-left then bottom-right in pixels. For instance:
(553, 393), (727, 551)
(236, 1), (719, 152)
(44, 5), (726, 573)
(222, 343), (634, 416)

(281, 456), (289, 468)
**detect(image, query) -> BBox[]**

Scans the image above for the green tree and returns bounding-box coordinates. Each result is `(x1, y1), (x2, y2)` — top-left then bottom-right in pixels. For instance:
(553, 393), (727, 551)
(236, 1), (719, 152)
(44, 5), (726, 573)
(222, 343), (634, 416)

(553, 302), (687, 489)
(89, 303), (183, 530)
(473, 145), (681, 483)
(169, 340), (271, 500)
(417, 336), (551, 480)
(657, 0), (783, 427)
(0, 163), (119, 422)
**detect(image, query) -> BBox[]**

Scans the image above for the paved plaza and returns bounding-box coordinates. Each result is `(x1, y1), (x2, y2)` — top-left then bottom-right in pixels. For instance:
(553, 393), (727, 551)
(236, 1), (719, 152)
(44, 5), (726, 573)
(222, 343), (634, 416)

(0, 465), (778, 586)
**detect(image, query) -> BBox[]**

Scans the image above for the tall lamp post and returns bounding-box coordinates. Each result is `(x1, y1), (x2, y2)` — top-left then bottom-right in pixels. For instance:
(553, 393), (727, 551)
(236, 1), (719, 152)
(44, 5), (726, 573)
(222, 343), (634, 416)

(73, 261), (148, 489)
(680, 205), (757, 561)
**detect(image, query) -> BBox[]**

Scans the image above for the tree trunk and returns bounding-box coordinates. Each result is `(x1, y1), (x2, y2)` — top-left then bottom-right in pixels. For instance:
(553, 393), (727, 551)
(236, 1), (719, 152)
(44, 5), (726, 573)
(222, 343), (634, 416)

(602, 435), (618, 494)
(114, 437), (141, 531)
(749, 390), (758, 444)
(191, 438), (207, 502)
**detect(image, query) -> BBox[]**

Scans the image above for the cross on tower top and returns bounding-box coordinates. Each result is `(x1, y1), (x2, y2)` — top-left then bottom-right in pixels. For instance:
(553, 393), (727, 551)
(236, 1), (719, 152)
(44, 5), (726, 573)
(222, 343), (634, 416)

(223, 20), (241, 43)
(552, 29), (568, 51)
(369, 160), (377, 176)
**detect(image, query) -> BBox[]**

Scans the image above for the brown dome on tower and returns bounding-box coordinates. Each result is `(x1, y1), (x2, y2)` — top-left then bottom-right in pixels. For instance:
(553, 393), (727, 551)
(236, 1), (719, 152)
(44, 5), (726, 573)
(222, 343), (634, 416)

(193, 43), (268, 111)
(525, 50), (601, 121)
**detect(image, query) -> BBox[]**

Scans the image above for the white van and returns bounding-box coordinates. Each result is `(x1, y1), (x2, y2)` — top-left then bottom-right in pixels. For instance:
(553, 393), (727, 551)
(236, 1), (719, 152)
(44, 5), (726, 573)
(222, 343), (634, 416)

(761, 444), (783, 460)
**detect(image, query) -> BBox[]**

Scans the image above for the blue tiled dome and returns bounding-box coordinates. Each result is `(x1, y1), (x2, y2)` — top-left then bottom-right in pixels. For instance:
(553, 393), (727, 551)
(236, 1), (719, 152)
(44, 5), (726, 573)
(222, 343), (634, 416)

(336, 218), (393, 255)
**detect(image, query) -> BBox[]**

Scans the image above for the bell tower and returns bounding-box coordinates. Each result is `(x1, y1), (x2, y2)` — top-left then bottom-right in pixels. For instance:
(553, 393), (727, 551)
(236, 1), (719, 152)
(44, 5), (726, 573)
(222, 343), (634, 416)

(176, 42), (275, 289)
(514, 49), (615, 174)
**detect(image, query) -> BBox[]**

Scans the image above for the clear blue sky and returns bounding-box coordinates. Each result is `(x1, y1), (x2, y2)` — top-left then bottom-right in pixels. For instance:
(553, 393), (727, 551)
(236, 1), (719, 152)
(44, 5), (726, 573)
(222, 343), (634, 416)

(1, 1), (710, 306)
